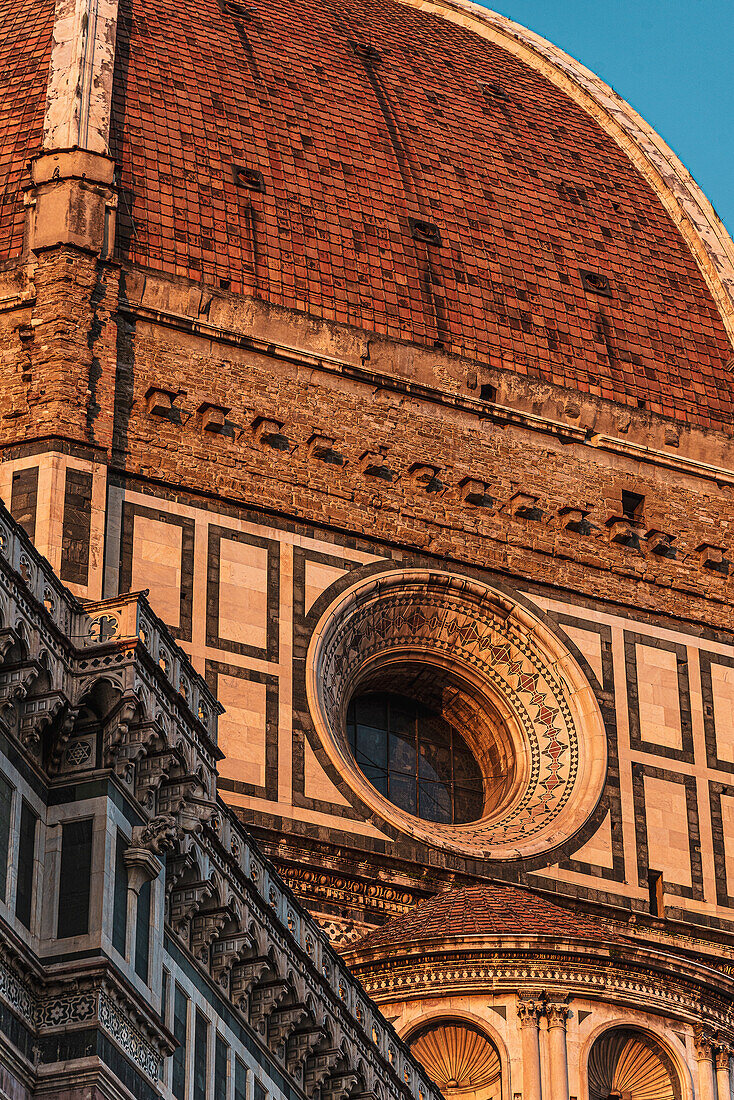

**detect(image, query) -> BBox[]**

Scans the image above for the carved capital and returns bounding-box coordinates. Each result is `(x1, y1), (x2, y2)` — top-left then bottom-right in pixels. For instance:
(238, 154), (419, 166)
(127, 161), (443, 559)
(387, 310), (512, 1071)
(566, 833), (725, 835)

(545, 1001), (570, 1029)
(124, 847), (163, 894)
(695, 1029), (715, 1062)
(517, 998), (543, 1028)
(715, 1047), (732, 1071)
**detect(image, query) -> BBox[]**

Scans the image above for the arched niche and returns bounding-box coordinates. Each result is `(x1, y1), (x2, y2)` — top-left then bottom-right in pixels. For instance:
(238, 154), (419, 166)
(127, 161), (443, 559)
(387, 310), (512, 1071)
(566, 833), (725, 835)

(405, 1018), (502, 1100)
(587, 1026), (683, 1100)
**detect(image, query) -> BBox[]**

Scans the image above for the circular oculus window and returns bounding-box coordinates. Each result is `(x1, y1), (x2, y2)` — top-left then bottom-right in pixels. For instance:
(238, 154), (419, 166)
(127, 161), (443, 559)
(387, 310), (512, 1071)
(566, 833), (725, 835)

(306, 569), (607, 860)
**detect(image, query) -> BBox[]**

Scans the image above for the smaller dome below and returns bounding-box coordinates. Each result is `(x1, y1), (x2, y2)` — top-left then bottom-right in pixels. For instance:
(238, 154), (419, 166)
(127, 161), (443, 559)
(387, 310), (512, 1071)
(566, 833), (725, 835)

(350, 882), (614, 953)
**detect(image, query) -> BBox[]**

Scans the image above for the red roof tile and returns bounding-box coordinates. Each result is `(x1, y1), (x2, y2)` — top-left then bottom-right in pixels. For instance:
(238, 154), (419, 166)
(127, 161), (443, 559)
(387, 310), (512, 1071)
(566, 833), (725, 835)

(349, 883), (615, 952)
(87, 0), (734, 427)
(0, 0), (54, 262)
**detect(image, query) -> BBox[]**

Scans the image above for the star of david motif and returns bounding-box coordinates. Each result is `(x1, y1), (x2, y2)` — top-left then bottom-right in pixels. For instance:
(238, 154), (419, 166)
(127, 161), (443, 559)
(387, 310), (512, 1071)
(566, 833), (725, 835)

(65, 739), (92, 767)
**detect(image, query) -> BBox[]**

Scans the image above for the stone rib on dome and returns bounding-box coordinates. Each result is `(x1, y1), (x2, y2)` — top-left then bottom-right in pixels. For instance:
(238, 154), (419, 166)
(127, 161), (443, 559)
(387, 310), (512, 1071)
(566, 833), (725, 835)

(108, 0), (733, 426)
(348, 883), (615, 952)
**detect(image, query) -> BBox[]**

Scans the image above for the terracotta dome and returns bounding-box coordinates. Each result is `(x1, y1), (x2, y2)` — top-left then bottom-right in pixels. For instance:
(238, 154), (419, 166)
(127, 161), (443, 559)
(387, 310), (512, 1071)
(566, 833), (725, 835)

(105, 0), (734, 426)
(2, 0), (733, 426)
(347, 882), (619, 954)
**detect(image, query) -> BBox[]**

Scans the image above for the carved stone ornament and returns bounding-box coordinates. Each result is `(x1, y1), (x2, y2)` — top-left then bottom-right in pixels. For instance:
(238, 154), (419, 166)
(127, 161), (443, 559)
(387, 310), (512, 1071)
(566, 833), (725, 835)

(124, 846), (163, 894)
(134, 813), (181, 855)
(545, 1001), (570, 1029)
(695, 1029), (715, 1061)
(715, 1046), (732, 1070)
(306, 569), (607, 859)
(517, 999), (544, 1027)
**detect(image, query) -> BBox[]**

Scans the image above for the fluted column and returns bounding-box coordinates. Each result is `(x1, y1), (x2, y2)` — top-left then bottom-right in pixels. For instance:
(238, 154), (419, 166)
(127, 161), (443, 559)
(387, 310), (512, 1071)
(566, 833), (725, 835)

(695, 1032), (716, 1100)
(715, 1046), (731, 1100)
(517, 997), (543, 1100)
(545, 1002), (570, 1100)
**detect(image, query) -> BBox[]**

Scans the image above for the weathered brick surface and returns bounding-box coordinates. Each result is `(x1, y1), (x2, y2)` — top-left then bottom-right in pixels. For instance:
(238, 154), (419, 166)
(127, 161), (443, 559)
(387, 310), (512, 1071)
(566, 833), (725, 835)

(0, 250), (119, 451)
(107, 0), (734, 429)
(0, 0), (54, 262)
(2, 252), (734, 635)
(103, 279), (734, 636)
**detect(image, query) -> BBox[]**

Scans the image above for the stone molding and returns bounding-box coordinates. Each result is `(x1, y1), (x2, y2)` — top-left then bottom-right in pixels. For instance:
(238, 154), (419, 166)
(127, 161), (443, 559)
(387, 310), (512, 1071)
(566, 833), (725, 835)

(0, 948), (165, 1082)
(277, 863), (423, 919)
(353, 953), (734, 1037)
(123, 846), (163, 894)
(27, 150), (117, 256)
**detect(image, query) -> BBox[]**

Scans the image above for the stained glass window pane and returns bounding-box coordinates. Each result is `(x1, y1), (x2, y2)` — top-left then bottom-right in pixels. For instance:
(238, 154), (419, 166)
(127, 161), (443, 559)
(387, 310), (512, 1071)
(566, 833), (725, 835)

(389, 772), (418, 815)
(418, 780), (452, 823)
(347, 692), (484, 824)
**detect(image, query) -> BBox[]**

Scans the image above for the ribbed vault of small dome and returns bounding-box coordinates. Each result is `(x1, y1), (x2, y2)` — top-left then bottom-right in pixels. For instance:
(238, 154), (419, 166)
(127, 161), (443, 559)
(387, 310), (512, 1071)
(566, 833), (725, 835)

(588, 1029), (678, 1100)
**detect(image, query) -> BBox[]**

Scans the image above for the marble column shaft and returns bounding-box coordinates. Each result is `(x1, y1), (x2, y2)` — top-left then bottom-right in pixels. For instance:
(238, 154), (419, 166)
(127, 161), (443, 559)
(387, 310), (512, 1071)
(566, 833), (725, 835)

(545, 1002), (570, 1100)
(517, 999), (543, 1100)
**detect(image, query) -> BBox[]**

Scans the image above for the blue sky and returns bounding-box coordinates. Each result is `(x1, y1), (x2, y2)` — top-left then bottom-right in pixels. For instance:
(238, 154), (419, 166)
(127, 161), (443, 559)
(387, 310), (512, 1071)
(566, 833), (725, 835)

(482, 0), (733, 236)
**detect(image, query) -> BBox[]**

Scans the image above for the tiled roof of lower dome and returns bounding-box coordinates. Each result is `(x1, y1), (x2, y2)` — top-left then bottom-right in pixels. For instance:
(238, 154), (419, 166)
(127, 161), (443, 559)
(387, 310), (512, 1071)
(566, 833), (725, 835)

(109, 0), (734, 426)
(348, 883), (616, 952)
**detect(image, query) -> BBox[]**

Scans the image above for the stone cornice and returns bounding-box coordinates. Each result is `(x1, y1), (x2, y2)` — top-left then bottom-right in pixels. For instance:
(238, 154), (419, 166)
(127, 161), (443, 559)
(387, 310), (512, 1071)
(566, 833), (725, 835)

(121, 297), (734, 486)
(349, 948), (734, 1036)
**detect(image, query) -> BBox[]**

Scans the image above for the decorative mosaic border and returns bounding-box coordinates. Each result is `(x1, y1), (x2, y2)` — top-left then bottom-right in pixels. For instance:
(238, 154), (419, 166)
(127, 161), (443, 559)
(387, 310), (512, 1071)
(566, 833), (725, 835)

(305, 569), (606, 860)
